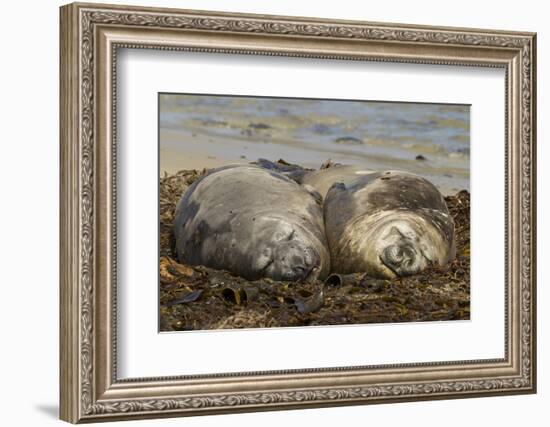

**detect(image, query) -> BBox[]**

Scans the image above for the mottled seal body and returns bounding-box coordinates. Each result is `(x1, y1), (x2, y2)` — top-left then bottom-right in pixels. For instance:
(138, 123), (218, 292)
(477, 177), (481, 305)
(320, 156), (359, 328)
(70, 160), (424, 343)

(301, 165), (376, 198)
(174, 165), (330, 282)
(324, 170), (455, 279)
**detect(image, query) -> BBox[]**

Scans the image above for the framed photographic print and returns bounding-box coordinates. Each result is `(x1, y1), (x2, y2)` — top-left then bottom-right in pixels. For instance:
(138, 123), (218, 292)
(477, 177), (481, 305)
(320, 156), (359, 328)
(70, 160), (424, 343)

(60, 2), (537, 423)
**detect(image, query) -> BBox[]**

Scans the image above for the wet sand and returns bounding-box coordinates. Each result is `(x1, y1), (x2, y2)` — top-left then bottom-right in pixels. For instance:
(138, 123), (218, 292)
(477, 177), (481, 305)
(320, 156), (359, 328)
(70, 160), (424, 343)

(160, 94), (470, 195)
(161, 144), (461, 195)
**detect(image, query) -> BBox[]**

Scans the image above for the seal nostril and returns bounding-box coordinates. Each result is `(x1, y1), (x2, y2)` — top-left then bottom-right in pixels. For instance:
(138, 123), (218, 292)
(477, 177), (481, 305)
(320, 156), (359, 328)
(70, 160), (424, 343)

(383, 245), (402, 265)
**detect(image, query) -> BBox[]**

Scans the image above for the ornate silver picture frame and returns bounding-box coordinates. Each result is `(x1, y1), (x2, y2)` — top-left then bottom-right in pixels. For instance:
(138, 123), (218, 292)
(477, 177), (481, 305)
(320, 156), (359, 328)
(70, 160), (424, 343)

(60, 2), (536, 423)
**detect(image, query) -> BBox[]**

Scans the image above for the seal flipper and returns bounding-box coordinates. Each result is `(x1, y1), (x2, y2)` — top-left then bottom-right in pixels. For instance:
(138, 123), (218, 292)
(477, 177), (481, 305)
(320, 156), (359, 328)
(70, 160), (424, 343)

(326, 181), (347, 196)
(253, 158), (310, 184)
(323, 182), (355, 239)
(253, 158), (281, 171)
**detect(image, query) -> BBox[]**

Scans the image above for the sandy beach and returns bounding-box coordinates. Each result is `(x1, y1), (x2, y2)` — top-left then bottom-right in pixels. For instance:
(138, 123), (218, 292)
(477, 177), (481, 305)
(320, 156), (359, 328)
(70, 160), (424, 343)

(160, 95), (470, 195)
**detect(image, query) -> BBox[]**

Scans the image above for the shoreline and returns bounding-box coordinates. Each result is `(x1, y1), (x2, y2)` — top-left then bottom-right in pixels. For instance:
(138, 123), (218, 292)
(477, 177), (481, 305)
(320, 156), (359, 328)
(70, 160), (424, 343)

(160, 147), (467, 196)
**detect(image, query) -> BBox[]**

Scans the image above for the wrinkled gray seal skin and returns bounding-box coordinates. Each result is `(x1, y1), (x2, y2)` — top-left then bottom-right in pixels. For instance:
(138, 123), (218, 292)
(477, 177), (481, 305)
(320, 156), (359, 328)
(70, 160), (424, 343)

(324, 170), (455, 279)
(301, 165), (376, 198)
(174, 165), (330, 282)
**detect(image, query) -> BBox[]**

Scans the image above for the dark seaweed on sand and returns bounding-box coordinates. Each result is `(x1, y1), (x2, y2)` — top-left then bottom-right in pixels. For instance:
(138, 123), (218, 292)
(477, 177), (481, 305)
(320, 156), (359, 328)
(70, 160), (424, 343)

(159, 162), (470, 331)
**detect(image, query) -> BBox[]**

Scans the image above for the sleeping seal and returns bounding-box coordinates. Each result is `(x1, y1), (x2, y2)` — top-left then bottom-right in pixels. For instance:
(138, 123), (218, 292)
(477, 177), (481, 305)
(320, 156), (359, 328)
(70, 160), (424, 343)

(324, 170), (455, 279)
(174, 165), (330, 282)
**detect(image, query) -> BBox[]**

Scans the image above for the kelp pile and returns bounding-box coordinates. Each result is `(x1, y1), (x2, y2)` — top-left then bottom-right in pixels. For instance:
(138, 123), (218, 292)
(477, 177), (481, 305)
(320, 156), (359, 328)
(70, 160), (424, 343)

(159, 164), (470, 331)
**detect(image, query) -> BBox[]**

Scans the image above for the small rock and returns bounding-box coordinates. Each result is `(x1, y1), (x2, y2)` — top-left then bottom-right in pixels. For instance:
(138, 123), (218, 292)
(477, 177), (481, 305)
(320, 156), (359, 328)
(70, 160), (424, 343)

(334, 136), (363, 145)
(312, 124), (332, 135)
(249, 122), (271, 130)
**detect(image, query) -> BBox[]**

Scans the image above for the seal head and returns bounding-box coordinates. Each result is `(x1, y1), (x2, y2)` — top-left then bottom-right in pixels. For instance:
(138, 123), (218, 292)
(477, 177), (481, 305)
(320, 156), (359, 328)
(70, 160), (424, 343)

(252, 221), (322, 282)
(324, 170), (455, 279)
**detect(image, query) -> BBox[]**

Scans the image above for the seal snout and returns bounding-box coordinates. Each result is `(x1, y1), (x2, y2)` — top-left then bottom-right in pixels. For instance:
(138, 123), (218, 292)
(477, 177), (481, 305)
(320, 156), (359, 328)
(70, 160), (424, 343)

(291, 261), (316, 282)
(380, 243), (421, 277)
(272, 240), (320, 282)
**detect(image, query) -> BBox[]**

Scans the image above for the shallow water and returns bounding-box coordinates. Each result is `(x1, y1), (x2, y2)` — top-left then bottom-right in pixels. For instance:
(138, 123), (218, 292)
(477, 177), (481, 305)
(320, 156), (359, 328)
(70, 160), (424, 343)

(160, 94), (470, 194)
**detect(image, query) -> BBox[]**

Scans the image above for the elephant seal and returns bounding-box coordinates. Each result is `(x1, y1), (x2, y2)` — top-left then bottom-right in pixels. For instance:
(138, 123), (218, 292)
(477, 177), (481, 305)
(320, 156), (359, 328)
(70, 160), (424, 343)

(324, 170), (455, 279)
(301, 165), (376, 198)
(174, 165), (330, 282)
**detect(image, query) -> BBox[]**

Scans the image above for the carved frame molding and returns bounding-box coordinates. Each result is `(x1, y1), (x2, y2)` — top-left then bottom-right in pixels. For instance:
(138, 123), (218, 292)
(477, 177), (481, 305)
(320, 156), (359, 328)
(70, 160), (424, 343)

(60, 2), (536, 423)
